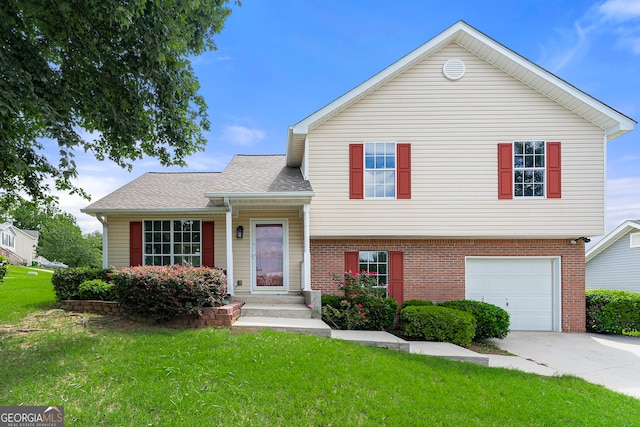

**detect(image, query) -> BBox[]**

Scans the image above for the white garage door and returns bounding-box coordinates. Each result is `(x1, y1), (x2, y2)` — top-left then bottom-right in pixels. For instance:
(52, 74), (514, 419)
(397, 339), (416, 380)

(466, 258), (559, 331)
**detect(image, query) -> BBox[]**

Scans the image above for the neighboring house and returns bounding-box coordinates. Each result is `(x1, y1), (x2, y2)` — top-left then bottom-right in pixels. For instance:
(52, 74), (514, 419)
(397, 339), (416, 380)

(0, 222), (39, 266)
(82, 21), (635, 332)
(586, 220), (640, 293)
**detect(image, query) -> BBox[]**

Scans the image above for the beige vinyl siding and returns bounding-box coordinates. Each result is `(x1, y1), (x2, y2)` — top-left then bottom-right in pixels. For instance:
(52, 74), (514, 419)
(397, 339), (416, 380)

(307, 43), (606, 238)
(233, 209), (304, 293)
(105, 214), (227, 268)
(12, 230), (37, 265)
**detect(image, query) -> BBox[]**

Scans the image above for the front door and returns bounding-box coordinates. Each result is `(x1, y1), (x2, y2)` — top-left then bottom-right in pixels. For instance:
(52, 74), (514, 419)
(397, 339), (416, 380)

(251, 220), (288, 293)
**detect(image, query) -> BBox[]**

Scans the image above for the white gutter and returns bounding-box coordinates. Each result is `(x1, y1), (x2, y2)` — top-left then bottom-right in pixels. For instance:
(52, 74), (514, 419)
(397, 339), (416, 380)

(96, 213), (108, 268)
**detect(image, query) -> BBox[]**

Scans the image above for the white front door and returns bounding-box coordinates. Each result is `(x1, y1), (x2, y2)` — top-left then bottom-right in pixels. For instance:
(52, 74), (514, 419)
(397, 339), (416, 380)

(251, 220), (288, 293)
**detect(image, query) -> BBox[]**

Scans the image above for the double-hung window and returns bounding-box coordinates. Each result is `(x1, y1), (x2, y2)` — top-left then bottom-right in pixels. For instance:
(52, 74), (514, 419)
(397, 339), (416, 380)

(143, 220), (202, 267)
(365, 142), (396, 198)
(513, 141), (545, 197)
(1, 231), (15, 249)
(358, 250), (389, 297)
(349, 142), (411, 199)
(498, 141), (561, 199)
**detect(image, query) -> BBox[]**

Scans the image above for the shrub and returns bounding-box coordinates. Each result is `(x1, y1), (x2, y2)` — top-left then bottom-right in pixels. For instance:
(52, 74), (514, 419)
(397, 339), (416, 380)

(111, 265), (227, 321)
(321, 294), (344, 307)
(400, 305), (476, 346)
(586, 289), (640, 334)
(52, 267), (113, 300)
(321, 271), (396, 330)
(78, 279), (115, 301)
(439, 300), (510, 340)
(0, 255), (8, 284)
(401, 299), (434, 309)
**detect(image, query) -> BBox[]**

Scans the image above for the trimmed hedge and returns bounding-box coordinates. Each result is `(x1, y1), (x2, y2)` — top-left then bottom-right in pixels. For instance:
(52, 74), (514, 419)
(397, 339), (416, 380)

(439, 300), (510, 340)
(400, 305), (476, 346)
(111, 265), (227, 321)
(78, 279), (115, 301)
(586, 289), (640, 334)
(401, 299), (434, 310)
(52, 267), (113, 301)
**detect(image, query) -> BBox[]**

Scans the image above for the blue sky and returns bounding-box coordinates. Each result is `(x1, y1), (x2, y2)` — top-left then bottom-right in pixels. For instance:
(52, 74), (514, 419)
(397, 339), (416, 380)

(64, 0), (640, 239)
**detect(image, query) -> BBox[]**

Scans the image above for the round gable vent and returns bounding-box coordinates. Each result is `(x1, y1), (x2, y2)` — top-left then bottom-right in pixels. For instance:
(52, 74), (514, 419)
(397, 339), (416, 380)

(442, 58), (466, 80)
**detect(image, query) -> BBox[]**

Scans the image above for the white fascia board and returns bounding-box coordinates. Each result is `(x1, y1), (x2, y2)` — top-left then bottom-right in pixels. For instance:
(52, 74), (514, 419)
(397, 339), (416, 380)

(586, 220), (640, 262)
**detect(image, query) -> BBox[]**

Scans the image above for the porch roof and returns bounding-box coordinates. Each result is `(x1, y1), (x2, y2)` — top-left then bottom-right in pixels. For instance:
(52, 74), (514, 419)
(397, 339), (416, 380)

(82, 155), (313, 215)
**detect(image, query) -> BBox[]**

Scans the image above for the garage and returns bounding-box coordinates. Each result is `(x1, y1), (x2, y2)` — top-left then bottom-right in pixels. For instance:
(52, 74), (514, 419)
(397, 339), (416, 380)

(465, 257), (560, 331)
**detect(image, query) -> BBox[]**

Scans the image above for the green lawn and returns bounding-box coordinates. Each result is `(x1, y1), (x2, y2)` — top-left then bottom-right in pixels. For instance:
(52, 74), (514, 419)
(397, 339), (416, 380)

(1, 268), (639, 426)
(0, 265), (56, 323)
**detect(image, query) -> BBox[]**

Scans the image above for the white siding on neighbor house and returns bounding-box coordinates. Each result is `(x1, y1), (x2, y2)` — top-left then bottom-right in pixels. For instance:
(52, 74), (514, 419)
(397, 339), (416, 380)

(306, 43), (606, 238)
(105, 214), (227, 268)
(587, 231), (640, 293)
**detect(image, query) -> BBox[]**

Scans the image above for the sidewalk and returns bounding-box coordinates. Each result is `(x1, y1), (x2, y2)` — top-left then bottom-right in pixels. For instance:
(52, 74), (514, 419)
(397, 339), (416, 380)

(330, 330), (561, 376)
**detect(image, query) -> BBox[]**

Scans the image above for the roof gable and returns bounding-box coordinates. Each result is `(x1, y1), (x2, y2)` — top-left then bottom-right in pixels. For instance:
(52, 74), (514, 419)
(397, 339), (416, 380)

(286, 20), (636, 167)
(586, 220), (640, 262)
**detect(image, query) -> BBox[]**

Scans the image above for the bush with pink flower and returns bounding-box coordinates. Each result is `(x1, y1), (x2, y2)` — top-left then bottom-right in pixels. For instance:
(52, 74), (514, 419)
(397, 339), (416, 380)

(321, 271), (397, 330)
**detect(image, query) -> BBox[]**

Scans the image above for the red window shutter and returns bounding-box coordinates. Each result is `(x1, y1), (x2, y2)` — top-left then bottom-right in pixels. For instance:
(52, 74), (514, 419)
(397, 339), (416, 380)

(349, 144), (364, 199)
(547, 142), (561, 198)
(344, 252), (359, 273)
(389, 251), (404, 306)
(497, 143), (513, 199)
(396, 143), (411, 199)
(129, 222), (143, 266)
(202, 221), (215, 267)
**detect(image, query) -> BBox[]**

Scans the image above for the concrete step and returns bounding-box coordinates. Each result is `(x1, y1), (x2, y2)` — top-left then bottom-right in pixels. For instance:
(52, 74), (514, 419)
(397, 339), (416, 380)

(233, 294), (304, 304)
(232, 317), (331, 338)
(241, 303), (312, 319)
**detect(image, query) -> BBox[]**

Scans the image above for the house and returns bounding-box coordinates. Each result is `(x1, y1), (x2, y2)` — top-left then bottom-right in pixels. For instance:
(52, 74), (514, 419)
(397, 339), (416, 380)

(586, 220), (640, 293)
(0, 222), (39, 266)
(82, 21), (635, 332)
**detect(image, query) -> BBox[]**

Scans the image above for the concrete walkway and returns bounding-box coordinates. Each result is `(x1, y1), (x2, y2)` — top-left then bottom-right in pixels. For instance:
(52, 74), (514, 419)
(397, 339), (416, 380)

(331, 330), (640, 399)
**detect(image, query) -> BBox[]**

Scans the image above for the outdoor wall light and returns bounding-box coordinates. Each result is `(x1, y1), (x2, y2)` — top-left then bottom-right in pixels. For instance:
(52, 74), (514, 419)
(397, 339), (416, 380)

(236, 225), (244, 239)
(570, 237), (591, 245)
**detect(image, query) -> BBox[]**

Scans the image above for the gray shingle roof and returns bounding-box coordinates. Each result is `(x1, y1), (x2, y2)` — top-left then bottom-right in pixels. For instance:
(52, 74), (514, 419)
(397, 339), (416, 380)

(83, 155), (312, 212)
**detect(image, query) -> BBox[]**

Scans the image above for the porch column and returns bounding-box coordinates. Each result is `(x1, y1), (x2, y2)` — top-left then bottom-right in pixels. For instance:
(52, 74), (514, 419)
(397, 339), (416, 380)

(303, 203), (311, 291)
(225, 209), (234, 297)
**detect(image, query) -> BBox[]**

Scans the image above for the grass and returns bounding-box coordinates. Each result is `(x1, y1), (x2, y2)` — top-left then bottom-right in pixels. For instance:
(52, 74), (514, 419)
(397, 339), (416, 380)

(1, 269), (639, 426)
(0, 265), (56, 323)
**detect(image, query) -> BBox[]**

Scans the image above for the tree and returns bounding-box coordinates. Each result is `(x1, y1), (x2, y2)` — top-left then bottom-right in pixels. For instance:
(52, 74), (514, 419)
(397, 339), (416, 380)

(3, 197), (102, 267)
(0, 0), (236, 207)
(37, 214), (103, 268)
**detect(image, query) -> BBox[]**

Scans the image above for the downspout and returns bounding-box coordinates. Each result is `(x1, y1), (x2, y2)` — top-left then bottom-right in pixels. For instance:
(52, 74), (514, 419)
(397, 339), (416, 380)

(223, 197), (234, 297)
(96, 213), (108, 269)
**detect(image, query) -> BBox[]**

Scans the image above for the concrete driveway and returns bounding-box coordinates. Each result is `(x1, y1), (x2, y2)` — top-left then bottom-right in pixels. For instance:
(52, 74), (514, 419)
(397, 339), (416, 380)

(487, 332), (640, 399)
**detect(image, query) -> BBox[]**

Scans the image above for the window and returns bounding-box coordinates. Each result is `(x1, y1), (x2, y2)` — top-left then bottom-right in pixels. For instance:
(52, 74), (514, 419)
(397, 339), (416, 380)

(349, 143), (411, 199)
(143, 220), (201, 266)
(631, 233), (640, 248)
(365, 142), (396, 198)
(498, 141), (561, 199)
(359, 250), (389, 297)
(514, 141), (545, 197)
(1, 231), (15, 249)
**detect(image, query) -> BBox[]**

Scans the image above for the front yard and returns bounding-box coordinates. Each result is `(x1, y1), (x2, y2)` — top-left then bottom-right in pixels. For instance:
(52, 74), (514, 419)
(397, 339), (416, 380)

(0, 266), (638, 426)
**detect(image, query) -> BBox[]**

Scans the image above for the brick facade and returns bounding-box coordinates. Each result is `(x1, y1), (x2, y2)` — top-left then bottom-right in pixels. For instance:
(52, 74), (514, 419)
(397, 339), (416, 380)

(310, 239), (586, 332)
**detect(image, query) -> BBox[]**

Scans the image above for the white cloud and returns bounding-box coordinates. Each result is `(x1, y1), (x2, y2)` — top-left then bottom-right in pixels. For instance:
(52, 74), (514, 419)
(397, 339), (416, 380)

(221, 125), (266, 146)
(606, 176), (640, 232)
(598, 0), (640, 21)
